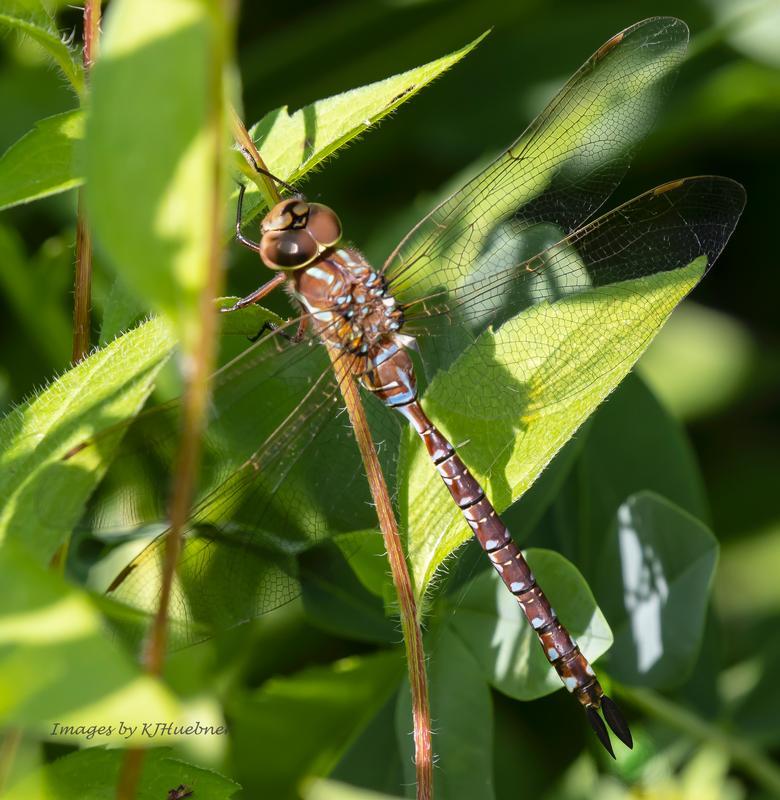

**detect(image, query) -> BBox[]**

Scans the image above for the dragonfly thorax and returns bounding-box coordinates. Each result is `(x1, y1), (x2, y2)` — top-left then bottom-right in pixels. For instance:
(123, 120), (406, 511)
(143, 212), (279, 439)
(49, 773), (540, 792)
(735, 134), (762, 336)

(293, 248), (404, 354)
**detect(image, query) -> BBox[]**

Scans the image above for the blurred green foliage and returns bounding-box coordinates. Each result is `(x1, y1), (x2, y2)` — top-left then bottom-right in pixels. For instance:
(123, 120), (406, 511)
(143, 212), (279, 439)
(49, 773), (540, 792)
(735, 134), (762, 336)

(0, 1), (778, 799)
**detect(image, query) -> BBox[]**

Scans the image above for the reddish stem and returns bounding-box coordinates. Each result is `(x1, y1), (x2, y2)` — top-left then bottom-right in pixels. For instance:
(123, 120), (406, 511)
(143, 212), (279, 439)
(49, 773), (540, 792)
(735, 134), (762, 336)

(115, 5), (230, 799)
(328, 348), (433, 800)
(71, 0), (100, 363)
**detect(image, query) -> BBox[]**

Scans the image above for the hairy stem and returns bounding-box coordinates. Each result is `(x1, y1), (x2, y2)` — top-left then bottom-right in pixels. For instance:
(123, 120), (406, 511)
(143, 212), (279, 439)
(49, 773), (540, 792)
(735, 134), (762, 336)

(327, 348), (433, 800)
(71, 0), (100, 363)
(618, 685), (780, 795)
(229, 105), (280, 207)
(115, 5), (230, 800)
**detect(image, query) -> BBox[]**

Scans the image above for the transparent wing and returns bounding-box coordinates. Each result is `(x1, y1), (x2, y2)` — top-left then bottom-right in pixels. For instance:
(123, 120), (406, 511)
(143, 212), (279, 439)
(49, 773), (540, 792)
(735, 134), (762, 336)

(67, 318), (401, 649)
(385, 17), (688, 311)
(399, 176), (745, 416)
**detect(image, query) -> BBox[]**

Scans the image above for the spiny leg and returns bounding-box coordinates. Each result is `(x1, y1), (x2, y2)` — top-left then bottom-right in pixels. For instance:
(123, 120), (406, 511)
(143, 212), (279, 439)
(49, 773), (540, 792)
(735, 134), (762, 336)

(249, 316), (310, 345)
(220, 271), (287, 314)
(237, 145), (299, 196)
(234, 181), (262, 253)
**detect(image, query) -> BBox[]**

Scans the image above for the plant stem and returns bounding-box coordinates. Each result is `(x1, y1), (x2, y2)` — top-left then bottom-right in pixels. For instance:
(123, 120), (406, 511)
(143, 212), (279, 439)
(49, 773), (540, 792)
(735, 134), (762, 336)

(618, 685), (780, 795)
(327, 348), (433, 800)
(115, 5), (230, 799)
(229, 105), (280, 207)
(0, 729), (21, 795)
(71, 0), (100, 363)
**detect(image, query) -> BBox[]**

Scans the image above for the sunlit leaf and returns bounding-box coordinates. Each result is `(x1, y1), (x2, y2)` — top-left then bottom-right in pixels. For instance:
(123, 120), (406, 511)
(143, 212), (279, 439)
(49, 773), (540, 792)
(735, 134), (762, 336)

(0, 541), (180, 741)
(404, 259), (705, 597)
(238, 33), (488, 223)
(0, 316), (175, 561)
(85, 0), (227, 350)
(0, 110), (83, 210)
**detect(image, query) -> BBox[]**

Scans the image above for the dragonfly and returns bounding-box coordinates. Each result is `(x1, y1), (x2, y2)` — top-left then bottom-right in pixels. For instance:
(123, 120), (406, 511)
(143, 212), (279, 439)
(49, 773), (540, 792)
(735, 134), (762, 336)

(69, 17), (744, 758)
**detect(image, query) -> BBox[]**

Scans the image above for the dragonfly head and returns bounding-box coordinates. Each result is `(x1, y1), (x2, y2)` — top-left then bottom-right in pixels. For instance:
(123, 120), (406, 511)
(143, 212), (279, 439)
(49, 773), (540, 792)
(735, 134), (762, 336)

(260, 199), (342, 270)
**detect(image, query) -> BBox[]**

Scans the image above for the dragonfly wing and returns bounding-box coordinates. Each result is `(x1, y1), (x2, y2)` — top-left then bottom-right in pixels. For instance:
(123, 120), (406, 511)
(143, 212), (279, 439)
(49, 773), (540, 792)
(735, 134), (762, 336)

(70, 328), (397, 649)
(402, 176), (745, 416)
(384, 17), (688, 360)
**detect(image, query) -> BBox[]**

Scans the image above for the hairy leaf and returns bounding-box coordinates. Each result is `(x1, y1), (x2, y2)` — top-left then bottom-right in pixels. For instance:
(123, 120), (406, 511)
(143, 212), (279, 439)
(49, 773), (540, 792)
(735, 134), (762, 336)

(237, 32), (487, 223)
(403, 259), (705, 597)
(0, 316), (175, 560)
(0, 4), (84, 95)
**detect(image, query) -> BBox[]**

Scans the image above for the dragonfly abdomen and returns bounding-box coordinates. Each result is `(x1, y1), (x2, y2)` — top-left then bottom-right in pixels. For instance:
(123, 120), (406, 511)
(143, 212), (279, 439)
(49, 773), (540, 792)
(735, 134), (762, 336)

(400, 393), (605, 710)
(362, 339), (632, 755)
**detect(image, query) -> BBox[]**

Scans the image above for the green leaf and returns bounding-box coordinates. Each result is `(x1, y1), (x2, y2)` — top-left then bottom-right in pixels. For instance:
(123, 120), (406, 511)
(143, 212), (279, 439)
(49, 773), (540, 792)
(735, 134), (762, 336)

(238, 32), (487, 223)
(85, 0), (227, 350)
(447, 549), (613, 700)
(595, 491), (718, 688)
(0, 315), (175, 561)
(396, 626), (494, 800)
(300, 543), (397, 644)
(0, 5), (84, 95)
(0, 110), (84, 210)
(501, 429), (588, 544)
(557, 373), (708, 579)
(0, 224), (72, 368)
(731, 633), (780, 747)
(403, 258), (705, 597)
(333, 530), (392, 599)
(305, 780), (403, 800)
(0, 541), (180, 741)
(229, 652), (404, 799)
(4, 748), (239, 800)
(329, 696), (404, 795)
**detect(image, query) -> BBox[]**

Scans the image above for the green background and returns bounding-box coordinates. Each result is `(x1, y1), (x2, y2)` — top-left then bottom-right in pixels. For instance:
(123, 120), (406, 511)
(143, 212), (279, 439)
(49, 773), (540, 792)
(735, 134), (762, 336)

(0, 1), (778, 799)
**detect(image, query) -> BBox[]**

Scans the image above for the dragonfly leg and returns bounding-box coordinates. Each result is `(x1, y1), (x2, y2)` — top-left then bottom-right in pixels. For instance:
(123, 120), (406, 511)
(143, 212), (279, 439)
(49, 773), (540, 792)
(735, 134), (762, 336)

(248, 315), (309, 346)
(234, 181), (261, 253)
(249, 320), (282, 344)
(292, 315), (310, 343)
(220, 271), (287, 314)
(238, 145), (299, 196)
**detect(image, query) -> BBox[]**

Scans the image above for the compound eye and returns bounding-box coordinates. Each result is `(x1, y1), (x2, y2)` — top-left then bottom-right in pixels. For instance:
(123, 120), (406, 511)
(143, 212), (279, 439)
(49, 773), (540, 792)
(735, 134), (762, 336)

(260, 229), (318, 269)
(307, 204), (342, 248)
(262, 199), (309, 232)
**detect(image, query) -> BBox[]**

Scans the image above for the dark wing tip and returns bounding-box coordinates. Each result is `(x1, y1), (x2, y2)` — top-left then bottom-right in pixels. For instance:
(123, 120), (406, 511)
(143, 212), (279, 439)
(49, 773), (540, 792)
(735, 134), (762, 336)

(585, 706), (615, 759)
(601, 695), (634, 750)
